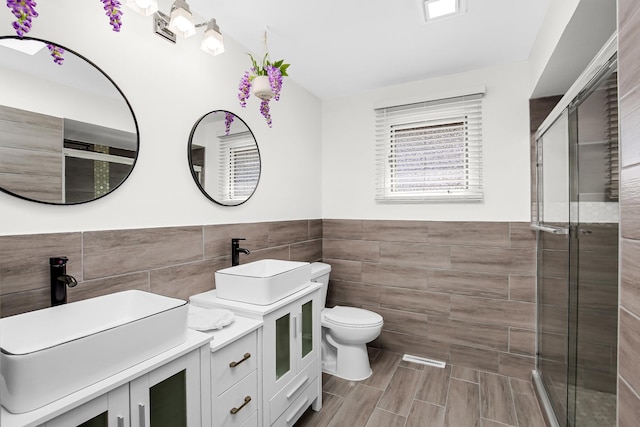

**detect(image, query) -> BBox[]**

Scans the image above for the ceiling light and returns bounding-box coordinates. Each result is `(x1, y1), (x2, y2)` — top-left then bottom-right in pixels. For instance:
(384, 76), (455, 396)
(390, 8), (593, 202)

(126, 0), (158, 16)
(424, 0), (464, 21)
(168, 0), (196, 38)
(201, 19), (225, 56)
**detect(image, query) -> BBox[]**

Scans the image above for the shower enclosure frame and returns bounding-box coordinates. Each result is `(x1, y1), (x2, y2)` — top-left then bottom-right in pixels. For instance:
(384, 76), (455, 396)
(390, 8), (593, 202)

(531, 33), (618, 427)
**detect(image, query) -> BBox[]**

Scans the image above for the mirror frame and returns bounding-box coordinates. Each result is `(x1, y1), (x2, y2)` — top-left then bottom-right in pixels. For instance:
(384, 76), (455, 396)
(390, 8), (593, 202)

(187, 110), (261, 206)
(0, 36), (140, 205)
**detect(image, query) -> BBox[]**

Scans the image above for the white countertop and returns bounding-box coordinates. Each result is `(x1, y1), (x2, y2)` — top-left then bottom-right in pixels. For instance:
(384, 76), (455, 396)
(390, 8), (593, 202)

(190, 282), (322, 317)
(1, 329), (213, 427)
(188, 305), (263, 352)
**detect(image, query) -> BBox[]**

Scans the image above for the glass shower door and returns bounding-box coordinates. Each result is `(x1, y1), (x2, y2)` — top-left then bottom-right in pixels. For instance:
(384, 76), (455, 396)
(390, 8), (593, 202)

(536, 109), (571, 427)
(535, 58), (619, 427)
(570, 67), (618, 427)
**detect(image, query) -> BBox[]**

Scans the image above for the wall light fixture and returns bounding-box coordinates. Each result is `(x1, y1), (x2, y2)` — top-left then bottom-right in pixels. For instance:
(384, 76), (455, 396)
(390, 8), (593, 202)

(127, 0), (224, 56)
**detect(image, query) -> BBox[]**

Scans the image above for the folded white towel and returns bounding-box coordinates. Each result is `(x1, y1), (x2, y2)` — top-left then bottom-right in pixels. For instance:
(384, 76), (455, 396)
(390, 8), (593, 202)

(188, 307), (235, 331)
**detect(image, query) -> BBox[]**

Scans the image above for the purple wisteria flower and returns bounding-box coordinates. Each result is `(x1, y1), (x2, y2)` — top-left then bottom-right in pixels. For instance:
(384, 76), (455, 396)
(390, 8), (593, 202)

(238, 71), (251, 108)
(224, 112), (234, 136)
(47, 44), (64, 65)
(267, 65), (283, 101)
(100, 0), (123, 32)
(6, 0), (38, 38)
(260, 100), (272, 128)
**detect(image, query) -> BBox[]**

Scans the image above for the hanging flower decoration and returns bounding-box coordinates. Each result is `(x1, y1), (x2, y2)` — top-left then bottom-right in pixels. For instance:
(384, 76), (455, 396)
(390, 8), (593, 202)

(237, 53), (290, 128)
(6, 0), (38, 38)
(100, 0), (123, 32)
(4, 0), (124, 63)
(46, 43), (64, 65)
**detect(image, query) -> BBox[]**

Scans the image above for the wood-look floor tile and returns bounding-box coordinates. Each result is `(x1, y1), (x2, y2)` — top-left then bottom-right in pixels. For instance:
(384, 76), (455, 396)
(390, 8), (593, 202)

(479, 373), (517, 426)
(378, 366), (422, 416)
(323, 375), (358, 398)
(406, 400), (445, 427)
(480, 419), (514, 427)
(512, 390), (546, 427)
(443, 379), (480, 427)
(295, 392), (344, 427)
(364, 409), (406, 427)
(415, 365), (451, 406)
(451, 365), (479, 383)
(362, 263), (428, 291)
(362, 351), (401, 389)
(509, 378), (534, 396)
(327, 385), (382, 427)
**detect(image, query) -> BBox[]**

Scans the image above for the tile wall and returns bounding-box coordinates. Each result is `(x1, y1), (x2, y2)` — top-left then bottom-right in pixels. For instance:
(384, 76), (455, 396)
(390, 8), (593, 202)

(0, 220), (322, 317)
(618, 0), (640, 424)
(322, 219), (537, 380)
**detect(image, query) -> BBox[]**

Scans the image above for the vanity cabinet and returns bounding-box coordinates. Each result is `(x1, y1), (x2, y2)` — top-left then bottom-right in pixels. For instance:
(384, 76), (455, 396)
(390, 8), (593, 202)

(42, 351), (203, 427)
(190, 283), (322, 427)
(3, 331), (213, 427)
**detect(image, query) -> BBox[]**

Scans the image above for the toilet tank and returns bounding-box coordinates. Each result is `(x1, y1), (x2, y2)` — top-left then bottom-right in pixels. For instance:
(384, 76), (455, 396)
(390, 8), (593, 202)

(310, 262), (331, 306)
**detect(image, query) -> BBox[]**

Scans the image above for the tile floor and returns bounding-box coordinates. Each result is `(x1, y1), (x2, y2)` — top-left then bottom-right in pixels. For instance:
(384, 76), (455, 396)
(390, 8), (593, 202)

(295, 348), (546, 427)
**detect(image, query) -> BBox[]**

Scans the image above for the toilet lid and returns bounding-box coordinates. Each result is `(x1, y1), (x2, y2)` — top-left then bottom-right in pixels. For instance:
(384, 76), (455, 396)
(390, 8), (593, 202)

(323, 306), (383, 328)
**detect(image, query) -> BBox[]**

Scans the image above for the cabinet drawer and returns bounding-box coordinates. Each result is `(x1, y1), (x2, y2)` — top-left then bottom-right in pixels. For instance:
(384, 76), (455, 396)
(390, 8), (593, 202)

(270, 360), (318, 424)
(212, 330), (258, 396)
(272, 377), (319, 427)
(213, 370), (258, 427)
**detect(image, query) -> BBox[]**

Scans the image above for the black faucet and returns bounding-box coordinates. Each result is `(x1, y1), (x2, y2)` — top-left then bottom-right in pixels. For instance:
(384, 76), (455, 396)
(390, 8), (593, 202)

(231, 238), (250, 266)
(50, 256), (78, 306)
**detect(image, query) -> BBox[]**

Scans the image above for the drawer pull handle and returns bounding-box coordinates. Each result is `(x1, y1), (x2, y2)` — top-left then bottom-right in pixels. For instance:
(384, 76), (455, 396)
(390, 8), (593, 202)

(117, 416), (125, 427)
(286, 376), (309, 399)
(229, 353), (251, 368)
(285, 397), (309, 424)
(230, 395), (252, 415)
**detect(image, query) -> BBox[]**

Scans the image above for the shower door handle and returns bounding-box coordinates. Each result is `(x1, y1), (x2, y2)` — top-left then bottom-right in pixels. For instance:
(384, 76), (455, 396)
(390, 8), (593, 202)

(530, 224), (569, 234)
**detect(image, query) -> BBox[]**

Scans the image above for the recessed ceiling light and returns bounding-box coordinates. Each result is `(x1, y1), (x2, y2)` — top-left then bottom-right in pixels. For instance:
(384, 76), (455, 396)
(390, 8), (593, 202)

(423, 0), (464, 22)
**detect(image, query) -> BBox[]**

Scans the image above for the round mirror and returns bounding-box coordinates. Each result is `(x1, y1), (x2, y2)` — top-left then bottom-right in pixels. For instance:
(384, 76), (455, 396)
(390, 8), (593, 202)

(0, 36), (139, 205)
(188, 111), (261, 206)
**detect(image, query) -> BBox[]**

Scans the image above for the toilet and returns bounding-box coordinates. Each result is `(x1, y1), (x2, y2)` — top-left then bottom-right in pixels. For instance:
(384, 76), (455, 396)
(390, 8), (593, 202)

(310, 262), (383, 381)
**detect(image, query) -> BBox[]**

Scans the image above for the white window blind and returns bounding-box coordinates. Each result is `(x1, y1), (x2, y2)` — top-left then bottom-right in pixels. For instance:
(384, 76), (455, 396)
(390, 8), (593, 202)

(218, 131), (260, 202)
(375, 93), (483, 202)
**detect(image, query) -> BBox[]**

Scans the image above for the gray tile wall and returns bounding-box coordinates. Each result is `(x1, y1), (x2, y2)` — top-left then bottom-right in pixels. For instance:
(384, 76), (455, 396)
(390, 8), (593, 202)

(619, 0), (640, 424)
(322, 219), (537, 379)
(0, 220), (323, 317)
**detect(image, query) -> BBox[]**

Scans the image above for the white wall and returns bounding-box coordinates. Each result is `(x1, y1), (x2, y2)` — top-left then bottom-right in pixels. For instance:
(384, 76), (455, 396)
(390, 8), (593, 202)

(321, 60), (532, 222)
(0, 0), (322, 235)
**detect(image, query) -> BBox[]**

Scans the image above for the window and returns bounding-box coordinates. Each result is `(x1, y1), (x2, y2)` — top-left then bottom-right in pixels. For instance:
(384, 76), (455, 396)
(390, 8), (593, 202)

(375, 93), (483, 202)
(218, 132), (260, 202)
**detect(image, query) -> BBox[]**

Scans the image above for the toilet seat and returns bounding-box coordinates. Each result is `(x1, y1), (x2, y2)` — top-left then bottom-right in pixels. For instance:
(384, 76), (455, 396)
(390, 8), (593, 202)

(323, 306), (383, 328)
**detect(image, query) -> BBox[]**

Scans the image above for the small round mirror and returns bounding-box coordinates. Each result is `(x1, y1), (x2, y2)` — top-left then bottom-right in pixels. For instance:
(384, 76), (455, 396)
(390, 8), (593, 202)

(0, 36), (139, 205)
(188, 111), (261, 206)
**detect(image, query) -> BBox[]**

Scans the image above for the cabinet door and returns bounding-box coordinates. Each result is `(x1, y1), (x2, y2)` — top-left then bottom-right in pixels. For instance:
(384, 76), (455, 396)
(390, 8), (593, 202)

(130, 351), (201, 427)
(44, 385), (129, 427)
(296, 293), (320, 372)
(263, 304), (296, 396)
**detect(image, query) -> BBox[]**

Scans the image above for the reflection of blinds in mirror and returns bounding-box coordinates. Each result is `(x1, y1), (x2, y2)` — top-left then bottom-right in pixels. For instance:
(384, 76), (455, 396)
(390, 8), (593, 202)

(605, 72), (618, 201)
(218, 132), (260, 202)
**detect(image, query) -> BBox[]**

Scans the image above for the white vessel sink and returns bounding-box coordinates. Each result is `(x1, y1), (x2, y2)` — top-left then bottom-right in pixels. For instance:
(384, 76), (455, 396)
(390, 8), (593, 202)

(215, 259), (311, 305)
(0, 290), (188, 414)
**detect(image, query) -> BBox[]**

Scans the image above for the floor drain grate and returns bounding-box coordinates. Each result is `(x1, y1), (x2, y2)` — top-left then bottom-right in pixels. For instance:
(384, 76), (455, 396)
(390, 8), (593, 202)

(402, 354), (446, 368)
